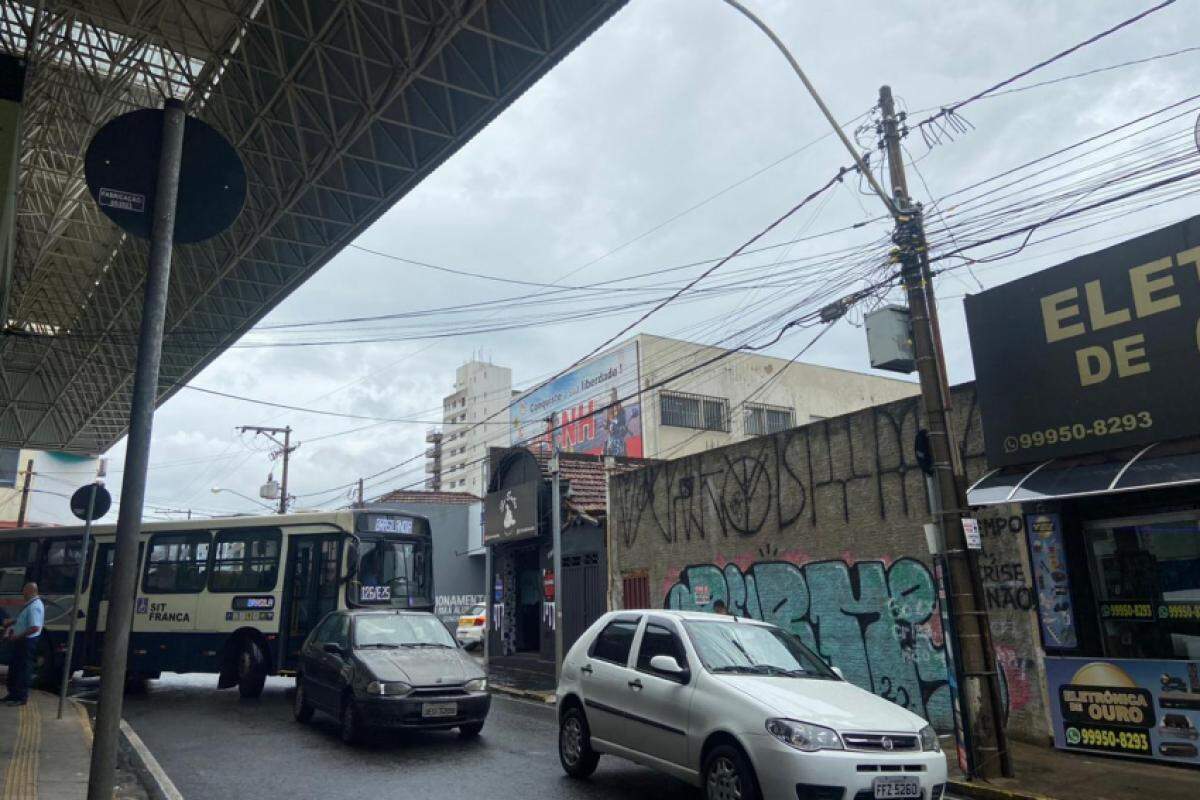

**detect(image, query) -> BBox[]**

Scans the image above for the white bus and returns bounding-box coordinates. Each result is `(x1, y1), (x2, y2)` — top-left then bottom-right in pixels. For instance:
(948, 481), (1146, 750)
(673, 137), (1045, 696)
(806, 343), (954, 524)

(0, 509), (432, 697)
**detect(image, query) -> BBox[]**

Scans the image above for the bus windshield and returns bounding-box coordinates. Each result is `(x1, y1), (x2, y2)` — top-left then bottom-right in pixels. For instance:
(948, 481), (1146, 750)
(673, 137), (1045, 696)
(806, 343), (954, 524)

(352, 538), (430, 607)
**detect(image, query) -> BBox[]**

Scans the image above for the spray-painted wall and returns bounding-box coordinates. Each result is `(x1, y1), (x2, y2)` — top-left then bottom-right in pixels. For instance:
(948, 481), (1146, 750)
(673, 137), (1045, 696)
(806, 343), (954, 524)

(609, 384), (1052, 744)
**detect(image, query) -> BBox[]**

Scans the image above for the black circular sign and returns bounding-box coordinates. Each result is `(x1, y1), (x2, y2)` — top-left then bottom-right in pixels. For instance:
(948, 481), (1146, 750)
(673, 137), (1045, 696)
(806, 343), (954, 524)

(70, 483), (112, 521)
(84, 106), (246, 244)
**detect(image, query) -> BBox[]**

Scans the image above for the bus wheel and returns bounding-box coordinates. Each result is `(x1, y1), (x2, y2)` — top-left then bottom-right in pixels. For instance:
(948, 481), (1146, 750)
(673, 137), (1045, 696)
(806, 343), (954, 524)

(236, 640), (267, 699)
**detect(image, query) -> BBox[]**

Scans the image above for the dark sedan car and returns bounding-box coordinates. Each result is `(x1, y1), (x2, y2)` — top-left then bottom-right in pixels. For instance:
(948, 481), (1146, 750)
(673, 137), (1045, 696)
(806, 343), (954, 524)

(293, 609), (490, 744)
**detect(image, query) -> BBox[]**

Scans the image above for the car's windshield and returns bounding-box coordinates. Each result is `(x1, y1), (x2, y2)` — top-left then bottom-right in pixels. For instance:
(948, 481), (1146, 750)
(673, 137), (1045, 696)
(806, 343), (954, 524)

(353, 614), (456, 648)
(684, 620), (838, 679)
(467, 604), (486, 616)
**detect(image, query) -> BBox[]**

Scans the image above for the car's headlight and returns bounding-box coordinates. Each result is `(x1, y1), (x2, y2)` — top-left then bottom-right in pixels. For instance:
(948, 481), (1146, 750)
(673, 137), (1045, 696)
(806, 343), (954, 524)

(366, 680), (412, 697)
(465, 678), (487, 693)
(765, 719), (843, 752)
(919, 724), (940, 752)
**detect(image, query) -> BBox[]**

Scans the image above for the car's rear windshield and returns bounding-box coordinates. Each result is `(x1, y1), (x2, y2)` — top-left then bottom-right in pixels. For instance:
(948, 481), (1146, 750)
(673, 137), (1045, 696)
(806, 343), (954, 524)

(466, 605), (486, 616)
(683, 619), (837, 679)
(354, 614), (456, 648)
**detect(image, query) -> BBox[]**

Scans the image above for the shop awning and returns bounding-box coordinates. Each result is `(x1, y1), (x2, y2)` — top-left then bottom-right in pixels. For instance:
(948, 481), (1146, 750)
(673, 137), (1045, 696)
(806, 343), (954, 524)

(967, 436), (1200, 506)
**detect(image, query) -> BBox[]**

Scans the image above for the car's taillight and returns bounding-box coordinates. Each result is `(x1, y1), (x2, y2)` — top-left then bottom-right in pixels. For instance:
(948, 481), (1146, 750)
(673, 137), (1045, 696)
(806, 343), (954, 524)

(474, 617), (485, 626)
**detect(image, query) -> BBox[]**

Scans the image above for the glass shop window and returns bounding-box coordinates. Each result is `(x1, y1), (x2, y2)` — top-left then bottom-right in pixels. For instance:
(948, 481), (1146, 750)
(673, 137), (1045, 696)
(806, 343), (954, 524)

(1085, 514), (1200, 660)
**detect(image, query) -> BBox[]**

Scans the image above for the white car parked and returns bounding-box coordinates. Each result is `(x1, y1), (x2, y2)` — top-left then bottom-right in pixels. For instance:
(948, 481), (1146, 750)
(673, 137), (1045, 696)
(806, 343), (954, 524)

(556, 610), (947, 800)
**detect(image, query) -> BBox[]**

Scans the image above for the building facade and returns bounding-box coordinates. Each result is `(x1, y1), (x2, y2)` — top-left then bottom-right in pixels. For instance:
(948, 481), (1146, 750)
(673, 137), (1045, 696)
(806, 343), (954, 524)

(426, 359), (514, 496)
(607, 384), (1055, 746)
(0, 448), (103, 527)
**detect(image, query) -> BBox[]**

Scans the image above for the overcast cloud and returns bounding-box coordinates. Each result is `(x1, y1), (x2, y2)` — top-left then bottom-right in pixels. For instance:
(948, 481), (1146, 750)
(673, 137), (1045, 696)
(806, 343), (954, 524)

(58, 0), (1200, 520)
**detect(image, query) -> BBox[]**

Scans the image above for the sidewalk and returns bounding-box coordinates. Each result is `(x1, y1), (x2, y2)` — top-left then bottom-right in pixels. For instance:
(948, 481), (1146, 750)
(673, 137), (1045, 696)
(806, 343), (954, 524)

(0, 689), (146, 800)
(948, 739), (1199, 800)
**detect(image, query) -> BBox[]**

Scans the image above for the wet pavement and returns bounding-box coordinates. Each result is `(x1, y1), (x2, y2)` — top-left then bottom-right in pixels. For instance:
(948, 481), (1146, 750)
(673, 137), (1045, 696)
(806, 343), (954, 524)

(107, 673), (699, 800)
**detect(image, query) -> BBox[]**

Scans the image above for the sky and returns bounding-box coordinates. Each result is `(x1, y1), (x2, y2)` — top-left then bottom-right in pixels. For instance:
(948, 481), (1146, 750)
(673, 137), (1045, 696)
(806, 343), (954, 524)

(41, 0), (1200, 521)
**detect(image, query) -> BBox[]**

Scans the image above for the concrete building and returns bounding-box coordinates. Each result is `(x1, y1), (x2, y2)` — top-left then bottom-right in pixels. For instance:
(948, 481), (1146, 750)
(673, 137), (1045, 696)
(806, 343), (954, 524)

(426, 359), (514, 497)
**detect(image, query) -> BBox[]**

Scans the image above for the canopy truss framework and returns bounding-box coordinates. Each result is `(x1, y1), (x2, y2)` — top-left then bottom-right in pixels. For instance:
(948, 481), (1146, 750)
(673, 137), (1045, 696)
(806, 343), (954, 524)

(0, 0), (626, 453)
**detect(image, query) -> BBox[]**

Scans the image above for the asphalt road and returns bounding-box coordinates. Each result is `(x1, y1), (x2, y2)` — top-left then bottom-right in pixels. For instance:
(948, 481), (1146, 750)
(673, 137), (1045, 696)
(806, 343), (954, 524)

(113, 674), (700, 800)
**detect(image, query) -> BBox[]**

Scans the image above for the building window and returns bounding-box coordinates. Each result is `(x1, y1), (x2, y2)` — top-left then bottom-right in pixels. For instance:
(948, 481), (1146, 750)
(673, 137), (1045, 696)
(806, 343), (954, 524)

(744, 403), (795, 436)
(660, 391), (729, 432)
(622, 573), (650, 610)
(0, 448), (19, 488)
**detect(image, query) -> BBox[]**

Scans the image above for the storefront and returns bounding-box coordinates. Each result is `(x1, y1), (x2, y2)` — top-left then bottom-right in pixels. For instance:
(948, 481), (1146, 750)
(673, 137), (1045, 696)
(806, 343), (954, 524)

(482, 446), (626, 691)
(965, 215), (1200, 765)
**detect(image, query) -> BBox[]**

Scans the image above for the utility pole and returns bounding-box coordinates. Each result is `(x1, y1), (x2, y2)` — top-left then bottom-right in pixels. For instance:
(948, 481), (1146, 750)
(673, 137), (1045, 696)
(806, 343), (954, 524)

(357, 478), (364, 507)
(546, 416), (564, 683)
(15, 458), (33, 526)
(237, 425), (297, 513)
(878, 85), (1011, 779)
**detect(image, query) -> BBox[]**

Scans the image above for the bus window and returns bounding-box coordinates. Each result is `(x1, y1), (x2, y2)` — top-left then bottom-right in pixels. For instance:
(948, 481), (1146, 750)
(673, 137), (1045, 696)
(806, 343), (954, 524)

(143, 532), (211, 594)
(40, 538), (89, 594)
(0, 540), (37, 594)
(210, 528), (281, 592)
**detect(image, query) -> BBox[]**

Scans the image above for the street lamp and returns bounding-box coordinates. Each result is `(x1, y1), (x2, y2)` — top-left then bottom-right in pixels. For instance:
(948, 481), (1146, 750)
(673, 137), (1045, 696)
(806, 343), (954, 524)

(211, 486), (276, 512)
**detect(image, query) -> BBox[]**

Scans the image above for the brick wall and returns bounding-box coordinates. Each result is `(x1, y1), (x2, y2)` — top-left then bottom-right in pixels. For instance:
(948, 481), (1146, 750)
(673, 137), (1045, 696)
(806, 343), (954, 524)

(608, 383), (1052, 744)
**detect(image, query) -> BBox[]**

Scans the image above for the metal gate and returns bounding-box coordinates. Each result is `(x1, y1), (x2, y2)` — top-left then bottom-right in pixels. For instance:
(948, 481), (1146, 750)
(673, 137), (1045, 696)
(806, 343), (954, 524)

(561, 552), (604, 652)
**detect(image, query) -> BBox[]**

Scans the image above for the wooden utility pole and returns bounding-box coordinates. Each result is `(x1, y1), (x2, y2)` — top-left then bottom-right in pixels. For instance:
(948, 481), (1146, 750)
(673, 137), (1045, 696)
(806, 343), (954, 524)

(878, 85), (1011, 779)
(15, 458), (33, 526)
(357, 478), (364, 506)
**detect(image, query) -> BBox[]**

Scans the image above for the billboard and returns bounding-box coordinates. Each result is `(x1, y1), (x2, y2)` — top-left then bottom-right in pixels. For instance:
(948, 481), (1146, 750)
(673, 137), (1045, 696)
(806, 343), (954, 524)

(965, 216), (1200, 466)
(510, 341), (643, 457)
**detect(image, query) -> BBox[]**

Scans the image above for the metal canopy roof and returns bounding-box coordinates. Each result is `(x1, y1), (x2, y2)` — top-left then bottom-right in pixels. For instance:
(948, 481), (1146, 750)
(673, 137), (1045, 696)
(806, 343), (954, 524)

(0, 0), (626, 454)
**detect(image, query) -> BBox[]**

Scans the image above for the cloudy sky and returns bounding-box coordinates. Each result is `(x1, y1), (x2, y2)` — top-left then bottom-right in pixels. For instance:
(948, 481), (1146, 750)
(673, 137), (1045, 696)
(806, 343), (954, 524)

(53, 0), (1200, 520)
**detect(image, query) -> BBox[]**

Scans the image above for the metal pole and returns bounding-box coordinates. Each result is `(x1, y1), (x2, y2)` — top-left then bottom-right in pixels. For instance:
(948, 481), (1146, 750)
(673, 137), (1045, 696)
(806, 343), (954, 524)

(58, 482), (97, 719)
(548, 418), (563, 683)
(16, 458), (33, 526)
(878, 85), (1011, 779)
(279, 426), (291, 513)
(87, 98), (186, 800)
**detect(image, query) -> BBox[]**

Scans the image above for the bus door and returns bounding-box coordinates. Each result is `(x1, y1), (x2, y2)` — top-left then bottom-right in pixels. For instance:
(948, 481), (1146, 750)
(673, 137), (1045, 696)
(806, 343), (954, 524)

(83, 543), (115, 668)
(279, 534), (341, 670)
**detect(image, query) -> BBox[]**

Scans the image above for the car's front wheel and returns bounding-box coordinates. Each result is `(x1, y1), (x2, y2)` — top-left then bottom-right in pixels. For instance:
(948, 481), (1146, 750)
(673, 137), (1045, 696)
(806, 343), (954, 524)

(558, 706), (599, 778)
(340, 698), (363, 745)
(293, 678), (314, 723)
(703, 744), (760, 800)
(458, 721), (485, 739)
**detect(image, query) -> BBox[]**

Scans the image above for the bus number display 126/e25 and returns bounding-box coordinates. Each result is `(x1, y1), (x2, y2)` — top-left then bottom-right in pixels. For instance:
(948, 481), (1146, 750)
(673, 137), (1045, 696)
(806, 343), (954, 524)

(0, 510), (432, 698)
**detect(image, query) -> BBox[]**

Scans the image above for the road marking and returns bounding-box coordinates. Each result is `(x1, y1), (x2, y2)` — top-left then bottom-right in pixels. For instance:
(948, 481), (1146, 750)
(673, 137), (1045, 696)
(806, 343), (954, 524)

(2, 701), (40, 800)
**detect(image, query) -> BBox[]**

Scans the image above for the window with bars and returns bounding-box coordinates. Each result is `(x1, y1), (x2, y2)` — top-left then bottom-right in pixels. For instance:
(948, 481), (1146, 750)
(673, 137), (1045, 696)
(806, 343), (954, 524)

(622, 572), (650, 610)
(744, 403), (795, 437)
(659, 391), (729, 432)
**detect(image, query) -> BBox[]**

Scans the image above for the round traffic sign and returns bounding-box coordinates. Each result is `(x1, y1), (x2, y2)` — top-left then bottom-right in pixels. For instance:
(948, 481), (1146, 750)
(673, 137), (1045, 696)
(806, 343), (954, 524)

(70, 483), (112, 521)
(84, 106), (246, 244)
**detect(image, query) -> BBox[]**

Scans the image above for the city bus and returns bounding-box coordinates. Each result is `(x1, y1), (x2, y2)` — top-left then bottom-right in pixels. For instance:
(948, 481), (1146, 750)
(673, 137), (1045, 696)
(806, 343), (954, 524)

(0, 509), (432, 697)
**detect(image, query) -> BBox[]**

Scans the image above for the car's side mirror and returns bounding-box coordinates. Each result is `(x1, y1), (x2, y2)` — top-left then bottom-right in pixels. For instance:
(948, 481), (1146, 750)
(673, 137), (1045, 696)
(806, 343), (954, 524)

(323, 642), (344, 656)
(831, 666), (845, 680)
(649, 654), (686, 677)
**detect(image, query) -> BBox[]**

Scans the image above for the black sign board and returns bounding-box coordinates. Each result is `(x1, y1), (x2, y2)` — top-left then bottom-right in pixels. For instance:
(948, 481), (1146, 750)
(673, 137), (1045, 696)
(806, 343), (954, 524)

(70, 483), (112, 521)
(965, 216), (1200, 466)
(484, 479), (539, 545)
(84, 107), (246, 243)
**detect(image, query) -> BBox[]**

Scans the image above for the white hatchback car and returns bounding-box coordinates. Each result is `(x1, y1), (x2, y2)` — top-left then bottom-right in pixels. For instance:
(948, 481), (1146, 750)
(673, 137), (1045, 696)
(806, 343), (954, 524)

(557, 610), (947, 800)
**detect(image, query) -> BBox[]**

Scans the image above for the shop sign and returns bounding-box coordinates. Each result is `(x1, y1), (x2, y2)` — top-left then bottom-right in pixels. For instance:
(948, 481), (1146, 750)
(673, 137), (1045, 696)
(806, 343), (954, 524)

(965, 215), (1200, 466)
(1025, 513), (1078, 649)
(1099, 600), (1200, 623)
(962, 518), (982, 550)
(484, 479), (538, 544)
(1046, 656), (1200, 763)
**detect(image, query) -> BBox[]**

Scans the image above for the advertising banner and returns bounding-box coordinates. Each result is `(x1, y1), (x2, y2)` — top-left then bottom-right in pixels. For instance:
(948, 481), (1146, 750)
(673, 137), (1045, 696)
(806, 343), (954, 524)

(510, 341), (643, 457)
(964, 215), (1200, 466)
(1025, 513), (1078, 649)
(1045, 656), (1200, 764)
(483, 479), (538, 545)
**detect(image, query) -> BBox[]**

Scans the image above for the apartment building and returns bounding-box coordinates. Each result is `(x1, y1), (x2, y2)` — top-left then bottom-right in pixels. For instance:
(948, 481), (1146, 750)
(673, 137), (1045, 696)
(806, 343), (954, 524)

(426, 359), (514, 497)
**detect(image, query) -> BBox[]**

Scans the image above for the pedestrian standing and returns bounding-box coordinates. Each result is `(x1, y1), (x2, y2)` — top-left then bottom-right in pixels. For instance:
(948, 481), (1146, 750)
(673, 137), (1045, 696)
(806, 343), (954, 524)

(2, 582), (44, 706)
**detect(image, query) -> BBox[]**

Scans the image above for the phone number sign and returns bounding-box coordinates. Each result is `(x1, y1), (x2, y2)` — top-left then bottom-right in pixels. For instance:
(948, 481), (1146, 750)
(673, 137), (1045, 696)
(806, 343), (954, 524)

(965, 215), (1200, 466)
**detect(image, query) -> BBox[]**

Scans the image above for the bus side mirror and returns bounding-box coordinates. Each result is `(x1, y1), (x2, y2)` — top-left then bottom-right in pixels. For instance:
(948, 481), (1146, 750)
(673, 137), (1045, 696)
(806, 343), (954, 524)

(343, 542), (359, 583)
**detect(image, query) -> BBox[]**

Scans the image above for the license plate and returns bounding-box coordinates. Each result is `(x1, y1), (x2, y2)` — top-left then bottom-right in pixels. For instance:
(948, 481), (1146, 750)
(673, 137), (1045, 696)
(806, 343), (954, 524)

(421, 702), (457, 718)
(873, 776), (921, 799)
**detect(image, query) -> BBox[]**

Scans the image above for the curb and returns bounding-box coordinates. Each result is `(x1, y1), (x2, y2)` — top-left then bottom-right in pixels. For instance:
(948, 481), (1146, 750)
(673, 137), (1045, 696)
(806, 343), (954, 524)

(948, 779), (1056, 800)
(118, 718), (184, 800)
(489, 683), (555, 704)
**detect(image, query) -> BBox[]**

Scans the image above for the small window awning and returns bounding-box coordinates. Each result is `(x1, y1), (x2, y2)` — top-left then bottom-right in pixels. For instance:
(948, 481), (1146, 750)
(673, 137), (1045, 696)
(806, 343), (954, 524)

(967, 436), (1200, 506)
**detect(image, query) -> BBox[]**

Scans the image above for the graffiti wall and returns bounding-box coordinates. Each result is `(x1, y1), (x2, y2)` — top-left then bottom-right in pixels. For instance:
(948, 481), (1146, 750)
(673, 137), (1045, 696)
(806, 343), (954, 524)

(610, 385), (1052, 742)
